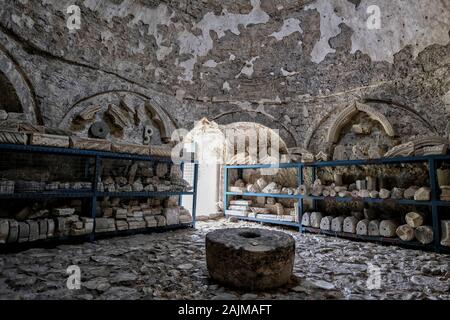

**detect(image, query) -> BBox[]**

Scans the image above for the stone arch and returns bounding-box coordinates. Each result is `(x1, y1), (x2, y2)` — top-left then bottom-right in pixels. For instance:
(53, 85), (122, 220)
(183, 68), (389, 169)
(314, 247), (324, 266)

(0, 45), (40, 124)
(212, 110), (298, 148)
(60, 90), (177, 144)
(327, 101), (395, 144)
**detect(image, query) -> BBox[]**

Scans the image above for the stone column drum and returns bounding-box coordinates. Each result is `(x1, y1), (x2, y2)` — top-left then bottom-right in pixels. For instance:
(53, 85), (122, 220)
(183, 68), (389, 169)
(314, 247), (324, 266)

(206, 228), (295, 291)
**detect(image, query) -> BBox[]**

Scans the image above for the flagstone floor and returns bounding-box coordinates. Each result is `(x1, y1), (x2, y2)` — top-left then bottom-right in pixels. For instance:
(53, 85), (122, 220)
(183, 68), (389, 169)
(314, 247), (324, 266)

(0, 219), (449, 300)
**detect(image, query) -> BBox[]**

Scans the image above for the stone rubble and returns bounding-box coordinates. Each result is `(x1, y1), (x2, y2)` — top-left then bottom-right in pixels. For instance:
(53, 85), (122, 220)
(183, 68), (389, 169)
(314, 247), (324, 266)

(0, 219), (449, 300)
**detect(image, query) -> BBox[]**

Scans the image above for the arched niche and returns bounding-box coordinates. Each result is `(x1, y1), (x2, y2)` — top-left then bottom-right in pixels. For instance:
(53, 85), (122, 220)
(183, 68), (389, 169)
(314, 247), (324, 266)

(0, 47), (39, 123)
(327, 101), (395, 144)
(212, 110), (298, 148)
(59, 90), (176, 145)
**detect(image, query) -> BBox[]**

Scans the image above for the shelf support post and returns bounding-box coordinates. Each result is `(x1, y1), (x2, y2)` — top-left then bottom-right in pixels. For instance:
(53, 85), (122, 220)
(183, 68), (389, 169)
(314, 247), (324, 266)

(428, 158), (440, 253)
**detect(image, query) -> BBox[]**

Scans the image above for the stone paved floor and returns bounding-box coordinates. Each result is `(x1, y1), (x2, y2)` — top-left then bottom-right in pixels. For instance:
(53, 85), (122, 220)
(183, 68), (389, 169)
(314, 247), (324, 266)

(0, 219), (449, 300)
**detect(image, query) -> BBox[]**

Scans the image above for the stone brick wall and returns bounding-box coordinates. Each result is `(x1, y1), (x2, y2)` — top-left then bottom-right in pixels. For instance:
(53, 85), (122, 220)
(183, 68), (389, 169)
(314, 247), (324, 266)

(0, 0), (449, 151)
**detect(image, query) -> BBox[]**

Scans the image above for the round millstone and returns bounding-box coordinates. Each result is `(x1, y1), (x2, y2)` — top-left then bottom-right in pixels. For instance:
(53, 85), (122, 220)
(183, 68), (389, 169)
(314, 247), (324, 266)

(206, 228), (295, 290)
(89, 121), (109, 139)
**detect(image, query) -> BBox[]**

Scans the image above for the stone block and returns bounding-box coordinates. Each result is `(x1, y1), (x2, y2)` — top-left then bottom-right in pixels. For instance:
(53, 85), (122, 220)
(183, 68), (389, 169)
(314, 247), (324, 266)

(155, 215), (166, 227)
(7, 220), (18, 243)
(301, 212), (311, 227)
(310, 212), (323, 228)
(0, 109), (7, 120)
(116, 220), (129, 231)
(112, 143), (149, 155)
(343, 216), (358, 234)
(179, 214), (193, 224)
(0, 180), (14, 194)
(379, 220), (399, 238)
(331, 216), (345, 232)
(38, 219), (48, 240)
(18, 222), (30, 242)
(56, 217), (68, 236)
(414, 187), (431, 201)
(70, 136), (111, 151)
(0, 130), (27, 145)
(368, 220), (380, 236)
(29, 133), (70, 148)
(356, 219), (370, 235)
(47, 219), (55, 237)
(163, 207), (180, 225)
(149, 145), (172, 157)
(0, 219), (9, 244)
(53, 208), (76, 216)
(319, 216), (333, 231)
(156, 163), (169, 177)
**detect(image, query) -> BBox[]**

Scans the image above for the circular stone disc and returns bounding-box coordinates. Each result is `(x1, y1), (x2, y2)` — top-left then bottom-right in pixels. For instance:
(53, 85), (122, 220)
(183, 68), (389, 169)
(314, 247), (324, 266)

(89, 121), (109, 139)
(206, 228), (295, 290)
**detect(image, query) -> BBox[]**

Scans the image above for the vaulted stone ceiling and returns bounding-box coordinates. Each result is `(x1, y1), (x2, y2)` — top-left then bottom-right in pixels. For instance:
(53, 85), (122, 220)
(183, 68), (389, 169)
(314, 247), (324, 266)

(0, 0), (449, 149)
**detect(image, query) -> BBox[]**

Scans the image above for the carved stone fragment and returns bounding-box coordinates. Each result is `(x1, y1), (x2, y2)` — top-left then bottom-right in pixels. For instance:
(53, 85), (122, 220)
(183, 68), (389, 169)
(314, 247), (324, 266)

(415, 226), (434, 244)
(414, 187), (431, 201)
(343, 216), (358, 234)
(331, 216), (345, 232)
(405, 212), (424, 228)
(368, 220), (380, 236)
(396, 224), (415, 241)
(379, 220), (399, 238)
(70, 136), (111, 151)
(310, 212), (323, 228)
(112, 143), (149, 155)
(320, 216), (333, 231)
(356, 219), (370, 235)
(301, 212), (311, 227)
(29, 133), (70, 148)
(0, 130), (27, 145)
(441, 220), (450, 247)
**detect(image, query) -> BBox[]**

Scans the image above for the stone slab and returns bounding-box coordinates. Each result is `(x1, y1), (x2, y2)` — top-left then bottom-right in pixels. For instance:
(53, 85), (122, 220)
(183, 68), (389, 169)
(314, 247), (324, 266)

(29, 133), (70, 148)
(0, 130), (27, 145)
(112, 143), (149, 155)
(70, 136), (112, 151)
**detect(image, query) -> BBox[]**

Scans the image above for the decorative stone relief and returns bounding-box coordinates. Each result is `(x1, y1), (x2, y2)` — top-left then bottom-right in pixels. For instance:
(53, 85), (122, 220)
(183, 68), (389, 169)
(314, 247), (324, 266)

(59, 91), (176, 146)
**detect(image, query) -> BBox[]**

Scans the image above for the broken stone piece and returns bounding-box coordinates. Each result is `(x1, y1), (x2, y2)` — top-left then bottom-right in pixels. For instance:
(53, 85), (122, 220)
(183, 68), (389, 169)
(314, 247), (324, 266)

(310, 212), (323, 228)
(414, 187), (431, 201)
(343, 216), (358, 234)
(331, 216), (345, 232)
(404, 186), (419, 200)
(405, 212), (424, 228)
(29, 133), (70, 148)
(368, 220), (380, 236)
(320, 216), (333, 231)
(301, 212), (311, 227)
(415, 226), (434, 244)
(379, 220), (399, 238)
(70, 136), (111, 151)
(0, 130), (27, 145)
(7, 220), (19, 242)
(356, 219), (370, 235)
(112, 143), (149, 156)
(262, 182), (281, 194)
(379, 189), (391, 199)
(396, 224), (415, 241)
(0, 219), (9, 244)
(391, 188), (405, 200)
(440, 220), (450, 247)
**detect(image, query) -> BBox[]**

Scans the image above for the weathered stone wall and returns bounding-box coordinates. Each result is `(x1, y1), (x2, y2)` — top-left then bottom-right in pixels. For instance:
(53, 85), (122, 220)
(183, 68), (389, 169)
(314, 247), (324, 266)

(0, 0), (449, 151)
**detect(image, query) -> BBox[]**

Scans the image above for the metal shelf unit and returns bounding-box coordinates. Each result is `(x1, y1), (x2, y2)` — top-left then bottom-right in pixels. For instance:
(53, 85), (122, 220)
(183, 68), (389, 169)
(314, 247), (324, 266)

(0, 143), (199, 250)
(224, 155), (450, 253)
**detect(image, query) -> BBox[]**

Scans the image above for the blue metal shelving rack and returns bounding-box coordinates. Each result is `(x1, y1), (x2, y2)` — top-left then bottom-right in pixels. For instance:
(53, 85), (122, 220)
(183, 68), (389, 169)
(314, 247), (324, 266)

(0, 143), (198, 250)
(224, 155), (450, 253)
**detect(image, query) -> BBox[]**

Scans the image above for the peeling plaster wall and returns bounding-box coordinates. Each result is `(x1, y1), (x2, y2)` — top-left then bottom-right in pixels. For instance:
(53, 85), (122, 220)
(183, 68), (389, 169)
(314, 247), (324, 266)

(0, 0), (449, 151)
